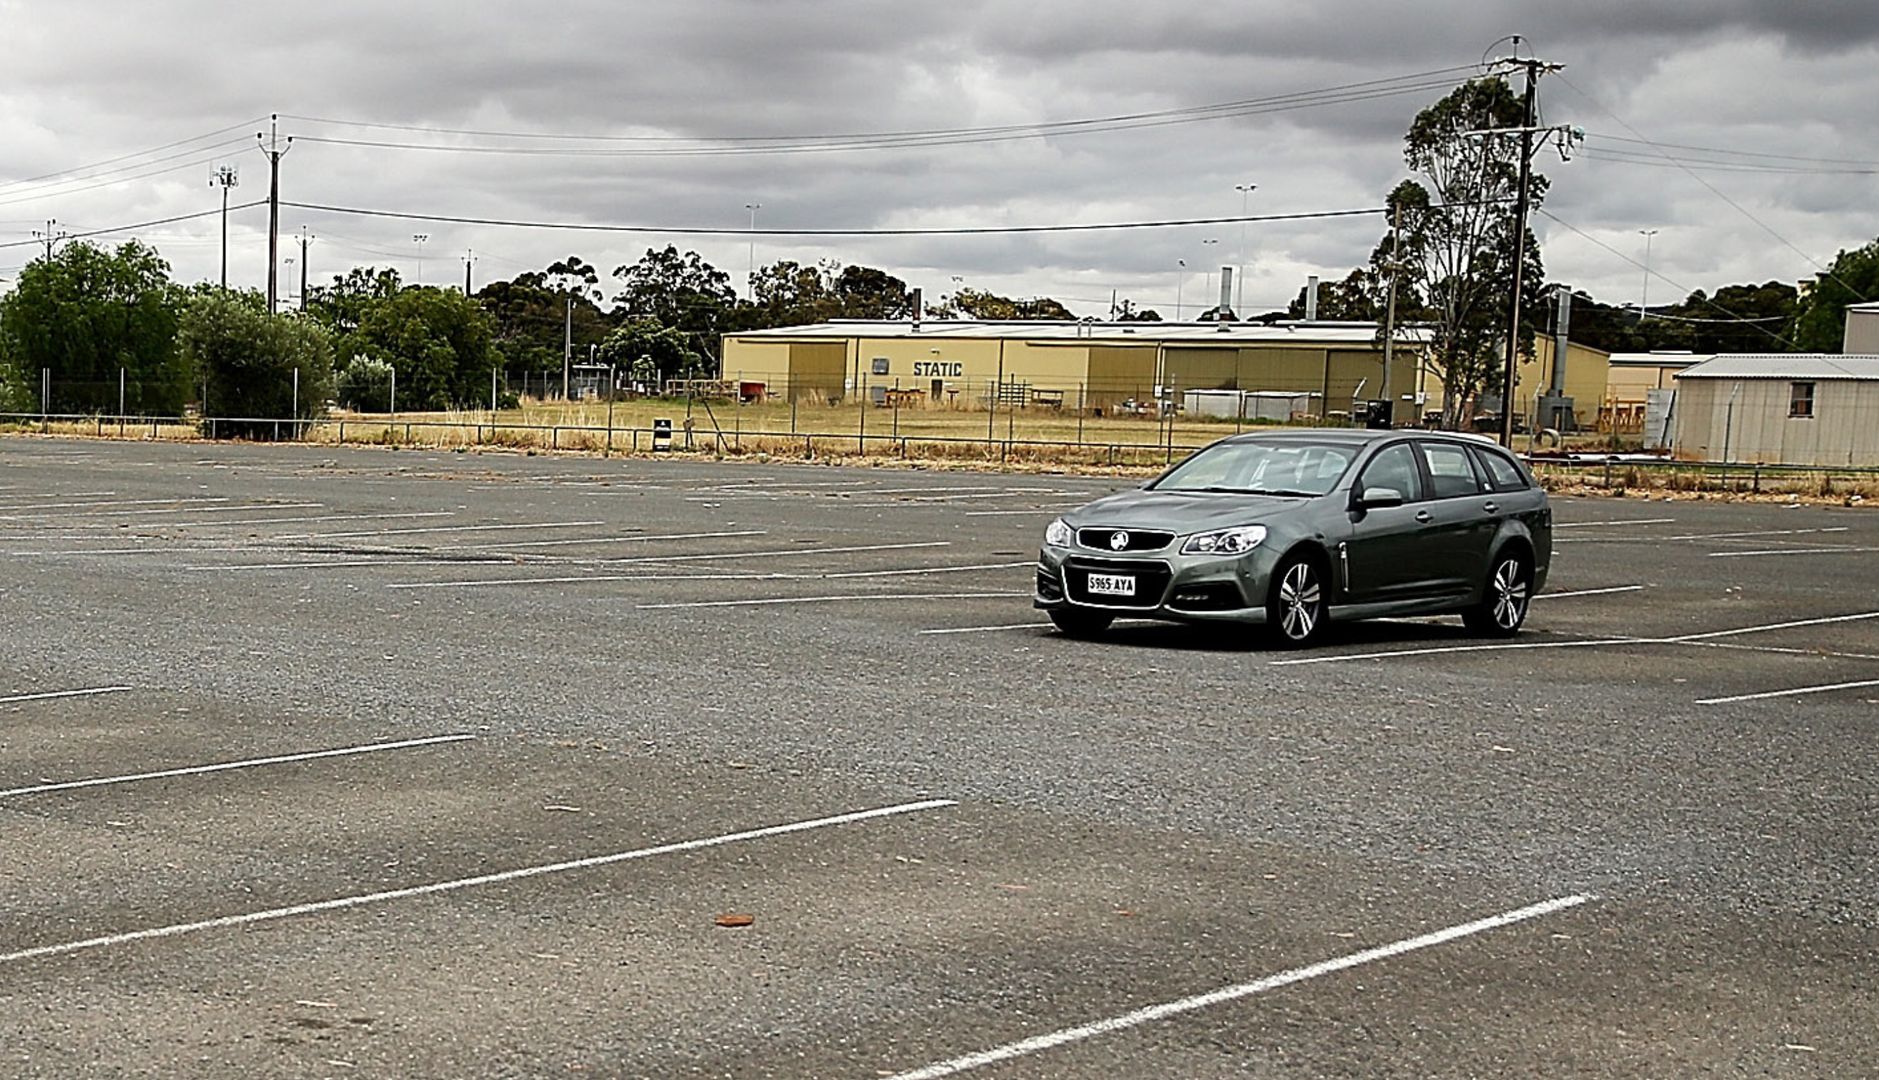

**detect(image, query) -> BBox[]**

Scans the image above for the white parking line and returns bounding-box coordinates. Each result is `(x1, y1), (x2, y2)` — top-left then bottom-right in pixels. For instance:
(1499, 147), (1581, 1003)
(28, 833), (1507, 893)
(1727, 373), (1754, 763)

(1535, 585), (1645, 600)
(459, 529), (765, 550)
(1708, 546), (1879, 559)
(881, 893), (1596, 1080)
(917, 622), (1054, 635)
(0, 733), (476, 799)
(821, 561), (1034, 580)
(1697, 679), (1879, 705)
(1557, 526), (1849, 545)
(963, 507), (1088, 517)
(1271, 637), (1652, 666)
(277, 519), (605, 540)
(384, 541), (955, 588)
(0, 496), (227, 514)
(638, 592), (1019, 610)
(1553, 517), (1676, 529)
(0, 799), (956, 965)
(0, 501), (320, 521)
(1275, 609), (1879, 666)
(0, 685), (134, 706)
(1666, 609), (1879, 643)
(586, 540), (950, 566)
(188, 559), (496, 572)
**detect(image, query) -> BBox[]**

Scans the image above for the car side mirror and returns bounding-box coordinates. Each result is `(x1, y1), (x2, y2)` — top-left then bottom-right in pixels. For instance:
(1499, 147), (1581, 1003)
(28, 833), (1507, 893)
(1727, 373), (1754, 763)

(1355, 486), (1404, 510)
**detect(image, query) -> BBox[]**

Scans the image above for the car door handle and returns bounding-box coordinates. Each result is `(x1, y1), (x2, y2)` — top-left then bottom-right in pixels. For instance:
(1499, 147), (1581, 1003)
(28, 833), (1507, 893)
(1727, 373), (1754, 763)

(1414, 510), (1432, 524)
(1483, 501), (1499, 514)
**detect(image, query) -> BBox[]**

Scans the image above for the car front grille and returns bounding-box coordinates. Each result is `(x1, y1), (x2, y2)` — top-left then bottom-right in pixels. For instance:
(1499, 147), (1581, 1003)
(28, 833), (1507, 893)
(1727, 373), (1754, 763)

(1076, 527), (1176, 553)
(1063, 557), (1173, 609)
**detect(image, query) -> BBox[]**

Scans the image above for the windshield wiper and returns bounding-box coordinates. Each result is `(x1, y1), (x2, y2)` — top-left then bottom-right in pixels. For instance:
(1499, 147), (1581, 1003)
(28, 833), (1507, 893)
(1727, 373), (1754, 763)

(1244, 488), (1319, 498)
(1192, 486), (1316, 497)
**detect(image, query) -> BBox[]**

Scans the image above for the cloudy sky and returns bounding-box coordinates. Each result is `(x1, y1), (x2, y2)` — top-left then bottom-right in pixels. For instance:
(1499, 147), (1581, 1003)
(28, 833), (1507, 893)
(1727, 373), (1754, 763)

(3, 1), (1876, 320)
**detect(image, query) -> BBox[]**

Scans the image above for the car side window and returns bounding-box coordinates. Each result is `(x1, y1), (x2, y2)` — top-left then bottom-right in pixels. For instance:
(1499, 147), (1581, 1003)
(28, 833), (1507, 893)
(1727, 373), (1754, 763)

(1357, 442), (1423, 502)
(1470, 446), (1529, 491)
(1419, 442), (1484, 499)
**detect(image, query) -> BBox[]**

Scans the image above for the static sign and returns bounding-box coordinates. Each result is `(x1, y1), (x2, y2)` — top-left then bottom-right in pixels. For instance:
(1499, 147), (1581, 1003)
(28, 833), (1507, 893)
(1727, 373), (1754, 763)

(912, 361), (964, 378)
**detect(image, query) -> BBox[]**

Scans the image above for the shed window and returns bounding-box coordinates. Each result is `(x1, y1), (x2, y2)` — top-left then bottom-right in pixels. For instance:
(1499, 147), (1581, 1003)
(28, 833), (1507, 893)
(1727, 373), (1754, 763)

(1789, 381), (1815, 419)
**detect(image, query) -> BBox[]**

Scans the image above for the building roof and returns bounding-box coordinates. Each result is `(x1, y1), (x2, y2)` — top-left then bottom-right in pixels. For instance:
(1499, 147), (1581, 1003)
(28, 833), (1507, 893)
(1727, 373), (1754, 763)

(1843, 302), (1879, 313)
(1608, 351), (1712, 368)
(725, 319), (1431, 346)
(1674, 354), (1879, 381)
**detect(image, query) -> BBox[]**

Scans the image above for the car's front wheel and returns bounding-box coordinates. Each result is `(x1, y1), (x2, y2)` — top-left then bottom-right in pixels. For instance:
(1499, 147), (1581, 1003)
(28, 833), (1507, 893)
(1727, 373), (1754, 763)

(1463, 549), (1532, 637)
(1049, 608), (1114, 639)
(1265, 554), (1328, 648)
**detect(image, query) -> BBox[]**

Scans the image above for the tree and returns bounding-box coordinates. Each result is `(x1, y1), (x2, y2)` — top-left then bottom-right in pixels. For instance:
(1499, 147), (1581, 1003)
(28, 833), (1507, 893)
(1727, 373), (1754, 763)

(475, 263), (609, 385)
(0, 240), (190, 413)
(595, 317), (704, 388)
(747, 259), (836, 327)
(830, 264), (912, 319)
(928, 287), (1075, 320)
(1793, 240), (1879, 352)
(611, 246), (736, 358)
(352, 287), (499, 409)
(1287, 268), (1386, 322)
(181, 291), (334, 435)
(1382, 78), (1548, 422)
(305, 266), (403, 342)
(1115, 300), (1162, 322)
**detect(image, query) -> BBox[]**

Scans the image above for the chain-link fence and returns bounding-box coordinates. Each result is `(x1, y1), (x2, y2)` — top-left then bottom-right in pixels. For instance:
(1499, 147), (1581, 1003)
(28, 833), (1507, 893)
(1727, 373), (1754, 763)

(6, 368), (1879, 481)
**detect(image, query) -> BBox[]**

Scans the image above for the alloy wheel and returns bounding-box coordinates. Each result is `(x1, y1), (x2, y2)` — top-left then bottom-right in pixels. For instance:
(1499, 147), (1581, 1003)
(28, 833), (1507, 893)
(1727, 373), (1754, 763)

(1490, 557), (1529, 630)
(1278, 561), (1322, 641)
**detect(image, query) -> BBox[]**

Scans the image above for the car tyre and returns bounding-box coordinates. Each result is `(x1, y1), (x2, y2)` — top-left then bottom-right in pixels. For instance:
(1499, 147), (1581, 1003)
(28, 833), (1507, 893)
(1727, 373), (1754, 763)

(1049, 608), (1114, 639)
(1265, 553), (1327, 648)
(1464, 549), (1532, 637)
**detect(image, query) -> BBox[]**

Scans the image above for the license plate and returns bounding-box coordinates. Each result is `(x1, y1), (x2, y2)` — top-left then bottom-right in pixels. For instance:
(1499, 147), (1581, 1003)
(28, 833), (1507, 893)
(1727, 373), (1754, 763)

(1086, 573), (1135, 596)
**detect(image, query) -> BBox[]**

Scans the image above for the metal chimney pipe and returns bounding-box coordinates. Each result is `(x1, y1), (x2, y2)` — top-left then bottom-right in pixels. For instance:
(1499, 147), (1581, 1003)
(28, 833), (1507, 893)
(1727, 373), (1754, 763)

(1218, 267), (1233, 316)
(1550, 288), (1571, 395)
(1305, 275), (1320, 321)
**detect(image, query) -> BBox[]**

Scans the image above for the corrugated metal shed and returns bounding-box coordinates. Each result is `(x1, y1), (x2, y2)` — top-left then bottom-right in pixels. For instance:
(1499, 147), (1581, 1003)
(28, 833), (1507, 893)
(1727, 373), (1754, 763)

(1674, 355), (1879, 381)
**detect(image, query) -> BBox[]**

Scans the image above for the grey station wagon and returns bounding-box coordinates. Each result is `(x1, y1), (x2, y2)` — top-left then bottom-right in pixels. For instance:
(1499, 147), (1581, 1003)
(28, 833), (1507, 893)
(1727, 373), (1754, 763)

(1035, 429), (1552, 646)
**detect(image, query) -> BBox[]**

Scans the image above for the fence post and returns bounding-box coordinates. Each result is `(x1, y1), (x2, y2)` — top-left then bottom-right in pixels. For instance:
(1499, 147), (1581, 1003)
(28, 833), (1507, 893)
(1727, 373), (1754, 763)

(858, 374), (868, 456)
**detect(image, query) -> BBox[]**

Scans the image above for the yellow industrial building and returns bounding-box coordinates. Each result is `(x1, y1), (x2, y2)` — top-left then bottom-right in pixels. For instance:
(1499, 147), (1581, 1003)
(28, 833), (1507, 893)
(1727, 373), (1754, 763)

(719, 320), (1427, 419)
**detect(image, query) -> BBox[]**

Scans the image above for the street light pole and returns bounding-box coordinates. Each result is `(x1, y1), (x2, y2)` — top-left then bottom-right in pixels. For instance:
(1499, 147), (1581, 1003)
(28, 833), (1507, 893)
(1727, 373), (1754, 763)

(1638, 229), (1659, 321)
(1175, 259), (1186, 321)
(412, 233), (429, 285)
(1234, 183), (1257, 315)
(210, 165), (238, 289)
(744, 202), (762, 298)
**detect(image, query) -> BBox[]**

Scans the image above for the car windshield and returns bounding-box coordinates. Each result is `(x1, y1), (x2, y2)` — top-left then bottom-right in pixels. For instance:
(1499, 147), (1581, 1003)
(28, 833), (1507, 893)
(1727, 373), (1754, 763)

(1152, 439), (1355, 496)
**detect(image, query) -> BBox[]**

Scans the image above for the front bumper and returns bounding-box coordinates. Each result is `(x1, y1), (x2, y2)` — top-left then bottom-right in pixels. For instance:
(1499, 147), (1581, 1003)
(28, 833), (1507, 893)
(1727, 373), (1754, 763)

(1033, 542), (1282, 624)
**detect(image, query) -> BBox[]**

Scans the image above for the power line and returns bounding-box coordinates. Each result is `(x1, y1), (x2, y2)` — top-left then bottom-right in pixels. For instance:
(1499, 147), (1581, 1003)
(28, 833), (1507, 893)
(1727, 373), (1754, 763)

(280, 66), (1482, 151)
(0, 202), (264, 250)
(1580, 148), (1878, 176)
(282, 200), (1420, 238)
(1557, 73), (1868, 304)
(1587, 132), (1879, 168)
(0, 121), (264, 194)
(1536, 208), (1799, 349)
(293, 82), (1467, 158)
(0, 142), (254, 210)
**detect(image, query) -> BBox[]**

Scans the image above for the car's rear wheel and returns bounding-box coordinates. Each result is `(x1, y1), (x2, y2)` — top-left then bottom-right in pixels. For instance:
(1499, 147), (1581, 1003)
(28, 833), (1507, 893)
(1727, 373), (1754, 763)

(1265, 554), (1327, 648)
(1463, 549), (1532, 637)
(1049, 608), (1114, 639)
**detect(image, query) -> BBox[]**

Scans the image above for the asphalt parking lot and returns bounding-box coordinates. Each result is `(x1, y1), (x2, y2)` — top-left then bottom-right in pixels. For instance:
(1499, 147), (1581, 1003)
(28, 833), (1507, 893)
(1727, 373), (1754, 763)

(1, 435), (1875, 1078)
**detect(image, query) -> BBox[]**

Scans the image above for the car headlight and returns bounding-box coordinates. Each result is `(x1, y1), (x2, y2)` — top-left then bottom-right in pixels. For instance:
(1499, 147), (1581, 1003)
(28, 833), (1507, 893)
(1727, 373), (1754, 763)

(1043, 518), (1074, 548)
(1182, 524), (1267, 556)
